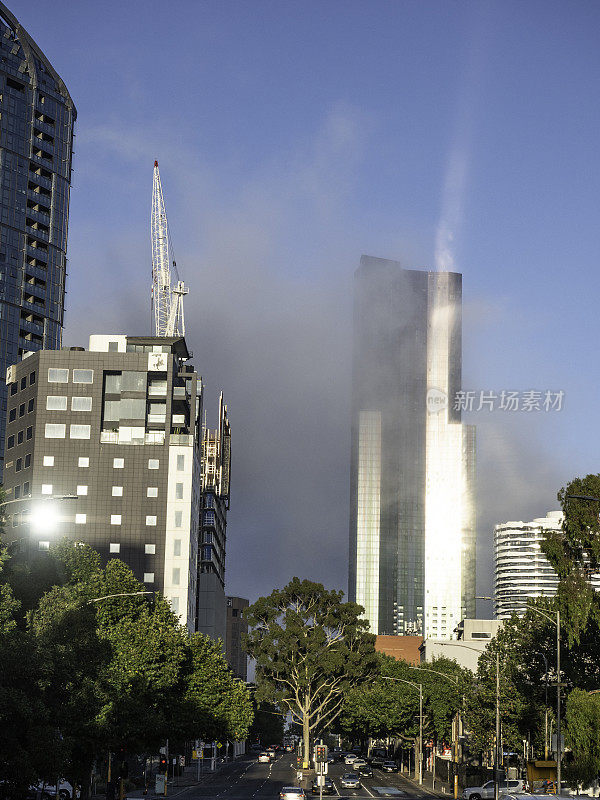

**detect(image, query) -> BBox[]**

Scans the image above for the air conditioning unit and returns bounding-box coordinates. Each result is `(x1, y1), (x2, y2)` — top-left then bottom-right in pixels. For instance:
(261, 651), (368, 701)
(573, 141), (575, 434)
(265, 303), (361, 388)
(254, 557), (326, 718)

(5, 365), (16, 384)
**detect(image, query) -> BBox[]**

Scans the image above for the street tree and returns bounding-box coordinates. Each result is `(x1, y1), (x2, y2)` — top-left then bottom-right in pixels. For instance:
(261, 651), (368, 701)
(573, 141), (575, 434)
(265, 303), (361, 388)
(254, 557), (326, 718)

(564, 689), (600, 789)
(243, 577), (377, 764)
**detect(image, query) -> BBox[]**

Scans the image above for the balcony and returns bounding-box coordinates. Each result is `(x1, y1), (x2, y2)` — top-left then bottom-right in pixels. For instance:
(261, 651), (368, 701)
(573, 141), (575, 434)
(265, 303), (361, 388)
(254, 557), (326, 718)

(100, 430), (166, 445)
(147, 413), (166, 425)
(169, 433), (193, 446)
(148, 385), (167, 397)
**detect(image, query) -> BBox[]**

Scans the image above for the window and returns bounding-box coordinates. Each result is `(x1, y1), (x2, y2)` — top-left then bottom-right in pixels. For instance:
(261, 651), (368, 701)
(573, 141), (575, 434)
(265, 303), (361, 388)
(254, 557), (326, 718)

(41, 484), (52, 495)
(120, 398), (146, 419)
(104, 373), (121, 393)
(147, 487), (158, 498)
(121, 371), (146, 391)
(43, 455), (54, 466)
(47, 395), (68, 411)
(172, 568), (180, 585)
(19, 403), (25, 417)
(20, 377), (26, 390)
(26, 427), (32, 440)
(17, 430), (23, 444)
(143, 573), (154, 583)
(73, 369), (93, 384)
(109, 543), (120, 553)
(170, 597), (179, 613)
(112, 486), (123, 497)
(27, 398), (34, 413)
(24, 454), (31, 468)
(176, 454), (185, 471)
(145, 544), (156, 555)
(148, 459), (159, 470)
(77, 485), (88, 496)
(14, 486), (21, 499)
(15, 458), (22, 472)
(29, 371), (36, 385)
(108, 341), (119, 352)
(9, 408), (16, 422)
(45, 423), (65, 438)
(113, 458), (124, 469)
(175, 482), (184, 499)
(23, 482), (30, 496)
(38, 541), (50, 551)
(75, 514), (86, 524)
(71, 396), (92, 411)
(10, 383), (17, 396)
(48, 368), (68, 382)
(232, 608), (238, 617)
(110, 515), (121, 525)
(174, 510), (182, 528)
(70, 424), (91, 439)
(173, 539), (181, 557)
(146, 515), (157, 526)
(7, 436), (14, 449)
(78, 457), (89, 468)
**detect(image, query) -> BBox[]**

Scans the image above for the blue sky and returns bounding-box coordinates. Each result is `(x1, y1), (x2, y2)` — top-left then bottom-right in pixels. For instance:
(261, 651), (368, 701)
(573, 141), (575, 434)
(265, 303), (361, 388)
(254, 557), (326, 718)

(18, 0), (600, 604)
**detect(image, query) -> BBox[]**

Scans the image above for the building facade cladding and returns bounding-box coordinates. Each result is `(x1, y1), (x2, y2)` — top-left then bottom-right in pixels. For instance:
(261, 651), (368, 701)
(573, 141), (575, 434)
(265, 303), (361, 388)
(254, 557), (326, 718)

(349, 255), (476, 639)
(0, 2), (76, 477)
(494, 511), (600, 619)
(226, 596), (249, 680)
(197, 394), (231, 642)
(2, 334), (203, 633)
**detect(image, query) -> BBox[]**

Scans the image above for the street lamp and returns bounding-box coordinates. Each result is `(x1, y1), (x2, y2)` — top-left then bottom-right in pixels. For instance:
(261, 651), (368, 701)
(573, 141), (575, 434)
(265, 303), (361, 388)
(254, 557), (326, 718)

(380, 675), (423, 785)
(408, 665), (462, 797)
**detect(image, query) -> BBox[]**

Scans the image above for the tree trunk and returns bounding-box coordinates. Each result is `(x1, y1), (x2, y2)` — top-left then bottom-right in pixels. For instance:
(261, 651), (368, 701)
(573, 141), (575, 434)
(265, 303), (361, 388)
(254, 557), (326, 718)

(303, 702), (310, 769)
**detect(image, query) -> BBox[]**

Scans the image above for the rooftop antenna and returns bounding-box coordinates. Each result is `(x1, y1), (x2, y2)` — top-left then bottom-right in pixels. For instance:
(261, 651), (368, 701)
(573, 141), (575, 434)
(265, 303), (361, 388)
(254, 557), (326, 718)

(151, 161), (188, 336)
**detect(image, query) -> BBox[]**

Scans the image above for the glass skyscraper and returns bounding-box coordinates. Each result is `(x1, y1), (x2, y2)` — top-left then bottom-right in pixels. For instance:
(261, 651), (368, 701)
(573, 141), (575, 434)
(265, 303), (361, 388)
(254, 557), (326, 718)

(0, 2), (76, 475)
(349, 255), (476, 639)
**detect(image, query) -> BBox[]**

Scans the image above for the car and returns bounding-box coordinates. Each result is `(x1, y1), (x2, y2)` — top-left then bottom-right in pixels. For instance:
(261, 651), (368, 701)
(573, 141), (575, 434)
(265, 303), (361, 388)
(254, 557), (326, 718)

(280, 788), (305, 800)
(370, 756), (385, 768)
(463, 781), (525, 800)
(31, 782), (76, 800)
(311, 778), (335, 795)
(357, 764), (373, 778)
(381, 761), (398, 773)
(340, 774), (361, 790)
(267, 748), (277, 759)
(352, 759), (367, 769)
(327, 755), (335, 764)
(258, 752), (270, 763)
(344, 754), (358, 765)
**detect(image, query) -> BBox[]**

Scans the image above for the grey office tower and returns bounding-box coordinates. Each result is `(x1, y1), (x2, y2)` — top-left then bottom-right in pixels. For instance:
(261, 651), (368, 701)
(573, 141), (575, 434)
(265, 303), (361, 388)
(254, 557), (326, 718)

(349, 256), (476, 639)
(0, 2), (76, 476)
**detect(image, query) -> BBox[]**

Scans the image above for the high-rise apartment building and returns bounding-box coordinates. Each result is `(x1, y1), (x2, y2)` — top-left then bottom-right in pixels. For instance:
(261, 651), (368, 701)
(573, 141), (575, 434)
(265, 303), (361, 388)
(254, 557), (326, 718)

(349, 255), (476, 639)
(197, 395), (231, 642)
(2, 334), (204, 632)
(0, 2), (76, 476)
(226, 596), (249, 680)
(494, 511), (600, 619)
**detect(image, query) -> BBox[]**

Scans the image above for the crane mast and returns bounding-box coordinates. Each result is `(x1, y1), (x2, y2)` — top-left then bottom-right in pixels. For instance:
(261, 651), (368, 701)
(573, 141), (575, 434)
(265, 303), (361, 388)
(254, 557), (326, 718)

(151, 161), (188, 337)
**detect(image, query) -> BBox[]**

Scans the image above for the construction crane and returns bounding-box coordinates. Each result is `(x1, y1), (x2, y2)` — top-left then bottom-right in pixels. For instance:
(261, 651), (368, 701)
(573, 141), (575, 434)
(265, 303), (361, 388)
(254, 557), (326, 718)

(151, 160), (188, 337)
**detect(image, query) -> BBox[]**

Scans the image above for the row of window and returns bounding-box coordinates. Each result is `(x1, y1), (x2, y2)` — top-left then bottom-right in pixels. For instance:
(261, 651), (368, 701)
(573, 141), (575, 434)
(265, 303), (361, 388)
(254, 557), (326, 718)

(6, 426), (33, 448)
(70, 514), (159, 526)
(9, 370), (36, 394)
(47, 395), (92, 411)
(46, 423), (91, 439)
(48, 368), (93, 383)
(8, 397), (34, 420)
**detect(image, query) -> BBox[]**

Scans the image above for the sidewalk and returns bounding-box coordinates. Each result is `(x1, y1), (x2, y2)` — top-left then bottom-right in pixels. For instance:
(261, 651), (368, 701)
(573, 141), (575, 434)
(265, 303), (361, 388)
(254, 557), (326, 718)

(399, 768), (452, 797)
(125, 757), (250, 799)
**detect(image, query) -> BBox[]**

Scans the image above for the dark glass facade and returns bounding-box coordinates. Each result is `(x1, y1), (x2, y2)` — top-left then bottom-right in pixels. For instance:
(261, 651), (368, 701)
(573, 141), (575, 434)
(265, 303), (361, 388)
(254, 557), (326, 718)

(0, 1), (76, 475)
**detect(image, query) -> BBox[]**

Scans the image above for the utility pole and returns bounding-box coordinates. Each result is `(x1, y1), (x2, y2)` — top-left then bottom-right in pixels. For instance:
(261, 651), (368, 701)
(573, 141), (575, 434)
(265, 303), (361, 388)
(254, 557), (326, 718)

(556, 609), (561, 794)
(495, 653), (500, 800)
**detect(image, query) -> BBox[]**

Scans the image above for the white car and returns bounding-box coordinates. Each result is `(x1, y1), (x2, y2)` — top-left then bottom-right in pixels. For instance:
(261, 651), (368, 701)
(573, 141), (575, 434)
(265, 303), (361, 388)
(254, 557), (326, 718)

(280, 788), (305, 800)
(353, 759), (367, 768)
(344, 754), (358, 765)
(258, 752), (271, 763)
(463, 781), (524, 800)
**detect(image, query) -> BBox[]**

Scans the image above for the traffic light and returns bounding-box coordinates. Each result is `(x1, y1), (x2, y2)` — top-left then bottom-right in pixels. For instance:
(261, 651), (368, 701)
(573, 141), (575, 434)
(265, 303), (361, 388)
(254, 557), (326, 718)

(159, 755), (167, 772)
(314, 745), (328, 763)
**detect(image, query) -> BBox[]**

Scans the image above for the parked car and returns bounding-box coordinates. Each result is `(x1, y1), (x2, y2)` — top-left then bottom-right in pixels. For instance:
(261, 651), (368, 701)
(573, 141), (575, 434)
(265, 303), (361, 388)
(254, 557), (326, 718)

(258, 752), (270, 763)
(31, 782), (76, 800)
(344, 754), (358, 765)
(340, 774), (361, 790)
(280, 788), (305, 800)
(463, 781), (525, 800)
(311, 778), (335, 795)
(357, 764), (373, 778)
(381, 761), (398, 773)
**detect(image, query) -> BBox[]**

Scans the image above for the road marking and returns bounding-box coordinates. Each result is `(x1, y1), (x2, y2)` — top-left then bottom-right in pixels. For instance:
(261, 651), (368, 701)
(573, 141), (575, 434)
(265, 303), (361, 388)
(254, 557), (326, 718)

(361, 784), (375, 797)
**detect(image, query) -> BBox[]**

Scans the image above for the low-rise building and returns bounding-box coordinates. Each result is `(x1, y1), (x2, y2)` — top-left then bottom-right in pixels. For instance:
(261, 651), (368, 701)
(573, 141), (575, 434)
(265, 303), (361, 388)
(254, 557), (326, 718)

(420, 618), (502, 672)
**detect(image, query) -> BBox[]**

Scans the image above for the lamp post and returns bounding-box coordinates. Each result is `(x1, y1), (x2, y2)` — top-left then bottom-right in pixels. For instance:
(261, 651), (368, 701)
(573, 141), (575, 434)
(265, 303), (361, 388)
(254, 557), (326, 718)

(408, 665), (462, 796)
(381, 676), (423, 785)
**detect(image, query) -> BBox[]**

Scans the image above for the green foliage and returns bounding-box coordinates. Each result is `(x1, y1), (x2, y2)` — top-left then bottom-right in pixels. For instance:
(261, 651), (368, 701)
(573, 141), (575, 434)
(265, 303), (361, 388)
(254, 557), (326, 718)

(249, 701), (285, 746)
(564, 689), (600, 788)
(244, 577), (377, 759)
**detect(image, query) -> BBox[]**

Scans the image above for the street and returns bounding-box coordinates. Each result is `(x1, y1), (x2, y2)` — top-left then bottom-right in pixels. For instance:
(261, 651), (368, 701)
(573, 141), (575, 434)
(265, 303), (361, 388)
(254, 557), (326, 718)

(149, 754), (441, 800)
